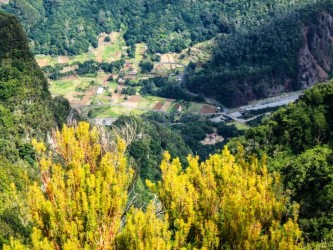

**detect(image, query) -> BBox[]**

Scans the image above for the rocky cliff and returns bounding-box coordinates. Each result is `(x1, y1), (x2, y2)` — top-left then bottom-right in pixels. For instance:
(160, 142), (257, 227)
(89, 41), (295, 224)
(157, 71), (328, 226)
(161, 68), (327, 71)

(187, 4), (333, 107)
(298, 12), (333, 88)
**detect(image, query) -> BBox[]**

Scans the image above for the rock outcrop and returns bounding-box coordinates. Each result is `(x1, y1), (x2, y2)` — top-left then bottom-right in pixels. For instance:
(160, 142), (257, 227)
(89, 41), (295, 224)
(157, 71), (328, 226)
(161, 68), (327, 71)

(298, 12), (333, 89)
(187, 8), (333, 107)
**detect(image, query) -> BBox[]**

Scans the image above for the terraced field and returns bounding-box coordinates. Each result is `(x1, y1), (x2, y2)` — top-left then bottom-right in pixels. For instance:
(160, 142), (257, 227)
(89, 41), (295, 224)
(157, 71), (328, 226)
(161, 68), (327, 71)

(36, 32), (126, 66)
(38, 33), (217, 119)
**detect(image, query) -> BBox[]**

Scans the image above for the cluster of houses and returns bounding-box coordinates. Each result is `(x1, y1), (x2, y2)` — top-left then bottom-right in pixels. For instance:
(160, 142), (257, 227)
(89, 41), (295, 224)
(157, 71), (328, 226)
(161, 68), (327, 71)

(200, 133), (224, 145)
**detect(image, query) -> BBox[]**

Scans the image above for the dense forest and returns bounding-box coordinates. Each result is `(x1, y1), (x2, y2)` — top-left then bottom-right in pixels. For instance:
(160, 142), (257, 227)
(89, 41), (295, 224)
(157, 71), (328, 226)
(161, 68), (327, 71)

(0, 11), (56, 162)
(3, 0), (332, 108)
(0, 12), (75, 246)
(0, 0), (318, 55)
(229, 82), (333, 245)
(186, 1), (333, 107)
(0, 0), (228, 55)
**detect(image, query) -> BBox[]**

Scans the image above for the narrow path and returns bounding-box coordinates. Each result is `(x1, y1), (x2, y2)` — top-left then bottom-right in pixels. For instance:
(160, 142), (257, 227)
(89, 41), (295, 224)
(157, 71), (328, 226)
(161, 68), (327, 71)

(155, 62), (186, 67)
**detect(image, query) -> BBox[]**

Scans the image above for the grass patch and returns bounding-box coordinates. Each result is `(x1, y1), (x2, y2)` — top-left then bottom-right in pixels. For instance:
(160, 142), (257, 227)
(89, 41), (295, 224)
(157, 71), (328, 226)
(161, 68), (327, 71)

(132, 43), (146, 63)
(138, 96), (163, 109)
(89, 106), (145, 118)
(108, 82), (118, 92)
(49, 80), (78, 95)
(229, 122), (249, 130)
(103, 44), (122, 61)
(69, 53), (95, 64)
(187, 102), (203, 113)
(49, 77), (97, 96)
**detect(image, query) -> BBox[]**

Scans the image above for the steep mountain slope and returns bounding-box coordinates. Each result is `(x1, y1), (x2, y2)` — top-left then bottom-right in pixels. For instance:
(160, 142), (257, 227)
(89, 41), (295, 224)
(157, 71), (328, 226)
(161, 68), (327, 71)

(186, 1), (333, 107)
(112, 116), (192, 182)
(0, 12), (73, 247)
(229, 81), (333, 243)
(0, 0), (317, 55)
(0, 12), (55, 160)
(0, 0), (228, 55)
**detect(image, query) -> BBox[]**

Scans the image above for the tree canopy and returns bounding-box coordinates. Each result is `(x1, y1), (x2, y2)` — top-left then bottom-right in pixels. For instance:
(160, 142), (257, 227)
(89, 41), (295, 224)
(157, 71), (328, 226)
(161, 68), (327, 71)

(229, 81), (333, 243)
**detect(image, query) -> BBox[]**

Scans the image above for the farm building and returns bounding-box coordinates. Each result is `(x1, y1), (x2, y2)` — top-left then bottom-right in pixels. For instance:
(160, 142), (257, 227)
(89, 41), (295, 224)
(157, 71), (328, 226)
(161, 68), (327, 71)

(96, 87), (104, 95)
(173, 104), (182, 112)
(200, 133), (224, 145)
(128, 70), (137, 75)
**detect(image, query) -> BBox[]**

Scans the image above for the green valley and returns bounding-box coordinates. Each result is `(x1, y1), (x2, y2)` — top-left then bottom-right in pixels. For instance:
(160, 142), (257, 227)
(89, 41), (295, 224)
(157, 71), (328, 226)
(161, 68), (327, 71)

(36, 31), (217, 120)
(0, 0), (333, 249)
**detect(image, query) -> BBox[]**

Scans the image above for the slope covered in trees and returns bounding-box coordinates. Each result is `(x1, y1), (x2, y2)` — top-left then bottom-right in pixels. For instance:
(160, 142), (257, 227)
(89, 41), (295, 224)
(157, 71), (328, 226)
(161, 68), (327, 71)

(1, 2), (333, 249)
(0, 12), (74, 247)
(186, 0), (333, 107)
(0, 0), (318, 56)
(0, 0), (229, 55)
(229, 81), (333, 244)
(112, 116), (192, 182)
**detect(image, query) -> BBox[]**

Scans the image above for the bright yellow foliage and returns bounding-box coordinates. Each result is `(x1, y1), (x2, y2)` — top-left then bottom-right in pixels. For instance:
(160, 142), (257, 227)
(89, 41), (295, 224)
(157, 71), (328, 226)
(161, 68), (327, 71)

(6, 123), (303, 249)
(29, 122), (134, 250)
(116, 203), (172, 250)
(3, 237), (27, 250)
(147, 147), (303, 249)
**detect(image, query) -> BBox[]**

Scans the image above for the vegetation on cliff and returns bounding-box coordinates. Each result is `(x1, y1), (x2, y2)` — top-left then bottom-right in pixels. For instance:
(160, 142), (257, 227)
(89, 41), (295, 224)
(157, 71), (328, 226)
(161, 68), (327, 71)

(0, 12), (72, 247)
(229, 82), (333, 243)
(0, 0), (318, 56)
(5, 122), (303, 249)
(186, 1), (333, 107)
(1, 0), (229, 55)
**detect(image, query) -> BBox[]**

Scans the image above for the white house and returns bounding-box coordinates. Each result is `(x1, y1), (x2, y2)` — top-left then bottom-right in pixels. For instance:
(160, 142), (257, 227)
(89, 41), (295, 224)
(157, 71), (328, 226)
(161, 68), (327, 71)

(96, 87), (104, 95)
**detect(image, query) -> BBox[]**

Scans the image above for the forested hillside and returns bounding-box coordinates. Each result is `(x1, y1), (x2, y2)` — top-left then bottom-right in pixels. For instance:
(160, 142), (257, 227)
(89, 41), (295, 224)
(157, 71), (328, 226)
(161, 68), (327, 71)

(0, 11), (54, 160)
(187, 1), (333, 107)
(0, 12), (73, 247)
(3, 0), (332, 109)
(0, 0), (228, 55)
(112, 116), (191, 182)
(0, 0), (318, 56)
(3, 0), (331, 109)
(229, 81), (333, 244)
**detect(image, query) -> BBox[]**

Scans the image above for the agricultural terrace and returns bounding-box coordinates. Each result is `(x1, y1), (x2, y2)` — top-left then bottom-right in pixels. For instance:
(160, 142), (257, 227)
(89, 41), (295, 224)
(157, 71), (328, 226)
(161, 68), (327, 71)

(37, 33), (216, 119)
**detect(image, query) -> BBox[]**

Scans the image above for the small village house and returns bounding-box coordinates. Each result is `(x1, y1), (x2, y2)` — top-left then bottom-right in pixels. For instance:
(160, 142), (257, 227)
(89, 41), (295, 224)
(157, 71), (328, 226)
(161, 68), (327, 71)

(96, 87), (104, 95)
